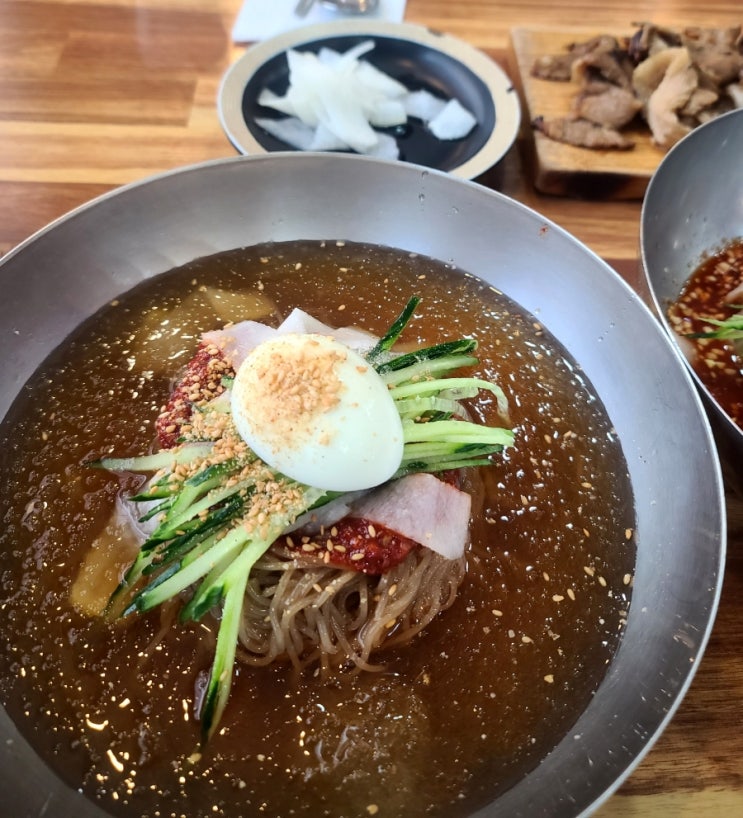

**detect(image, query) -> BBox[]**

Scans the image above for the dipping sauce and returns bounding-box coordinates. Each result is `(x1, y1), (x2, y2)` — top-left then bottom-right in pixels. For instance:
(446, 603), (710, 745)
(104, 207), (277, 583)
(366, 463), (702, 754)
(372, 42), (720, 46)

(668, 238), (743, 427)
(0, 241), (635, 818)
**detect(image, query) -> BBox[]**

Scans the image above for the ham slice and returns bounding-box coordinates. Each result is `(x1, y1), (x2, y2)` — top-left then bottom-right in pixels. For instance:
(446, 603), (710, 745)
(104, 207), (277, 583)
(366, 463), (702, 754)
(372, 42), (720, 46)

(349, 472), (471, 560)
(202, 320), (277, 369)
(202, 308), (377, 369)
(283, 473), (471, 572)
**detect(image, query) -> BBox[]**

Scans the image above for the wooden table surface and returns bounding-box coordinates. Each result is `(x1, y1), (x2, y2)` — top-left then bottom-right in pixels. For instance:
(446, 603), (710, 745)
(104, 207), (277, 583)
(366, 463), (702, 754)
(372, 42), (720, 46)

(1, 1), (741, 816)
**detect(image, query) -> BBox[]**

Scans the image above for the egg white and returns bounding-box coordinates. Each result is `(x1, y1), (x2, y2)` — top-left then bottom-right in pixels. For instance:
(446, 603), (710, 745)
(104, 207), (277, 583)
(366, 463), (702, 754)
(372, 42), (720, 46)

(231, 333), (403, 491)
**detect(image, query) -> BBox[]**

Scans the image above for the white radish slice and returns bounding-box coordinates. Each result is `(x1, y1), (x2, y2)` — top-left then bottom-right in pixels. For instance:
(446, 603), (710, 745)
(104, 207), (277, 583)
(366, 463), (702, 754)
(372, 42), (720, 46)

(309, 122), (350, 151)
(256, 87), (297, 118)
(427, 98), (477, 140)
(353, 59), (408, 98)
(404, 88), (448, 122)
(256, 42), (478, 157)
(254, 116), (316, 151)
(364, 97), (407, 128)
(366, 131), (400, 160)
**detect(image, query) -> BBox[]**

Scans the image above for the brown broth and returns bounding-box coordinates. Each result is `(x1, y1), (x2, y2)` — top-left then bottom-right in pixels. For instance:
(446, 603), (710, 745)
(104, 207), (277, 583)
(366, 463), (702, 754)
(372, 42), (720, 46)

(0, 241), (635, 818)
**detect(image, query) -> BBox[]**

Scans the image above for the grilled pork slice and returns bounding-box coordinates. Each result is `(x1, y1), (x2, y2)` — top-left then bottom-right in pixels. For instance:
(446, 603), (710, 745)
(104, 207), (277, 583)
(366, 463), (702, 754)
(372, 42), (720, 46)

(572, 83), (643, 129)
(530, 34), (622, 81)
(532, 115), (635, 150)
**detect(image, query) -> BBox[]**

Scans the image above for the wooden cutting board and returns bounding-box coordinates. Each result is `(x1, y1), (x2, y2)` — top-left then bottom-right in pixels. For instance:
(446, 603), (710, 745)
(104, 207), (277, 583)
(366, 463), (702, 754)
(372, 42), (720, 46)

(509, 26), (668, 200)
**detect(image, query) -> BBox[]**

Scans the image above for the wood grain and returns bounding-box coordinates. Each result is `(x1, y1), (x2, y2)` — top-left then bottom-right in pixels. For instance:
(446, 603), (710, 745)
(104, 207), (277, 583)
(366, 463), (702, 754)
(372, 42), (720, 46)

(0, 2), (742, 816)
(510, 26), (664, 199)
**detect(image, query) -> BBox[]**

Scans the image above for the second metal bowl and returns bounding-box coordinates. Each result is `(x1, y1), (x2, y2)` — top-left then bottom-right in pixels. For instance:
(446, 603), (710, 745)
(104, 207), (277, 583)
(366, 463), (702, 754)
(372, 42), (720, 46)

(641, 108), (743, 490)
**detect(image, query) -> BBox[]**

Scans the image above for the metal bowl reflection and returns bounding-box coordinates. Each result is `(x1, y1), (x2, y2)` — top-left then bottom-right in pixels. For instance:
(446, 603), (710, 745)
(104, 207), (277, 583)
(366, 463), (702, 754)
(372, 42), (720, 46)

(641, 107), (743, 491)
(0, 152), (725, 817)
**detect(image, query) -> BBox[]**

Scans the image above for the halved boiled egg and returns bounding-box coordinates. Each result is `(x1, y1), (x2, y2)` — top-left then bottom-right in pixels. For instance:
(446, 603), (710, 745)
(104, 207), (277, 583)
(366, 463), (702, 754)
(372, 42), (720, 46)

(230, 333), (403, 491)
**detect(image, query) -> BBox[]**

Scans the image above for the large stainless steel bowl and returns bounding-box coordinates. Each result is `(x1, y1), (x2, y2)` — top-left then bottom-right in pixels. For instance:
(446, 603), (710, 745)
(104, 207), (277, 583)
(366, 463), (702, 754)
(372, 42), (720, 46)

(0, 153), (725, 817)
(641, 107), (743, 488)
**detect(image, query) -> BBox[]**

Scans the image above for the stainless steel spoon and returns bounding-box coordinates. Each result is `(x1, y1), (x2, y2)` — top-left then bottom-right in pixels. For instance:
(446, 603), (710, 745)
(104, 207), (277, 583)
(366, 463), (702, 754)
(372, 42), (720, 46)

(295, 0), (380, 17)
(322, 0), (380, 12)
(294, 0), (315, 16)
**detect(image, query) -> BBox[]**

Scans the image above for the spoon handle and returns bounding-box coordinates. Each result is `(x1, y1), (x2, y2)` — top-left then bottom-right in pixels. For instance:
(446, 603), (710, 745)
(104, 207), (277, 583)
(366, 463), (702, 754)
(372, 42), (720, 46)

(322, 0), (380, 11)
(294, 0), (316, 16)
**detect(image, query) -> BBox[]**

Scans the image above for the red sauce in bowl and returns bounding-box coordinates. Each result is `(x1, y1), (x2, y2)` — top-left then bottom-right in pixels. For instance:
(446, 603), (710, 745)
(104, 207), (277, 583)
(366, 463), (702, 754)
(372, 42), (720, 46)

(668, 238), (743, 427)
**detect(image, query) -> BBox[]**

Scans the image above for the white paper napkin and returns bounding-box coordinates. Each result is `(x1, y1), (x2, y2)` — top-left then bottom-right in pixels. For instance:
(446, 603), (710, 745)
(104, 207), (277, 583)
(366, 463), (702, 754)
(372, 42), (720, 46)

(232, 0), (408, 43)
